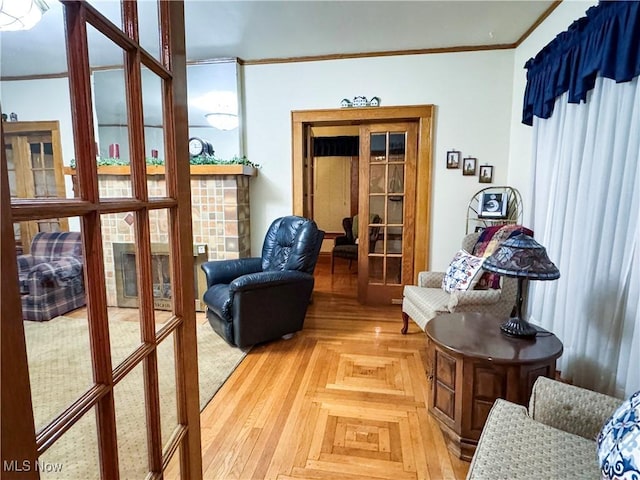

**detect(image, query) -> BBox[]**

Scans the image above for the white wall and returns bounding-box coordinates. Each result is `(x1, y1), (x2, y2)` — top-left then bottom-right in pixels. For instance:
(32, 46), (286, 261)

(1, 77), (80, 231)
(1, 77), (75, 167)
(243, 51), (515, 269)
(508, 1), (596, 225)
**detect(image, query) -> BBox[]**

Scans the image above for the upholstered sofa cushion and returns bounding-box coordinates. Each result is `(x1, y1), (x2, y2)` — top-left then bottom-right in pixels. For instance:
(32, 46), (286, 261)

(467, 399), (602, 480)
(467, 377), (622, 480)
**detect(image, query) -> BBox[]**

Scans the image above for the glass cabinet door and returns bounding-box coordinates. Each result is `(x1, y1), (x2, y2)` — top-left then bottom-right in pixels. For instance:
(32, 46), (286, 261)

(4, 121), (68, 252)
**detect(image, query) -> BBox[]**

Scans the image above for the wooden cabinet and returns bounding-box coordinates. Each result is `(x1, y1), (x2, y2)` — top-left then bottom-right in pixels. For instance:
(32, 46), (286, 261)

(3, 121), (68, 252)
(425, 312), (563, 461)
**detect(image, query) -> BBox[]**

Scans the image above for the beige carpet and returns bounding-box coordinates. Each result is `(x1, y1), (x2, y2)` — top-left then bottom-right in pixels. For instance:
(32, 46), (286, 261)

(23, 316), (246, 479)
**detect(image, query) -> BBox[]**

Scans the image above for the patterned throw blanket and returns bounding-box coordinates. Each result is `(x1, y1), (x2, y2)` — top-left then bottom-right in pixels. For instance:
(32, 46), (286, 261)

(472, 224), (534, 289)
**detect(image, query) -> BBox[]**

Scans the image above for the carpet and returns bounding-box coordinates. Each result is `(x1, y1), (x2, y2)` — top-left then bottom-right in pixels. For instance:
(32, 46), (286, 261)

(23, 316), (246, 479)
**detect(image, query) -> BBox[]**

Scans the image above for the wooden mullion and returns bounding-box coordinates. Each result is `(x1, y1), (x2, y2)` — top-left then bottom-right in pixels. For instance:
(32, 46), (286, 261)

(140, 52), (171, 79)
(1, 117), (39, 480)
(11, 200), (96, 221)
(143, 351), (163, 474)
(161, 425), (187, 470)
(122, 0), (139, 43)
(154, 315), (182, 344)
(134, 208), (163, 474)
(403, 124), (418, 285)
(163, 1), (203, 478)
(10, 198), (177, 222)
(35, 383), (110, 454)
(123, 3), (163, 472)
(72, 0), (138, 53)
(65, 2), (120, 479)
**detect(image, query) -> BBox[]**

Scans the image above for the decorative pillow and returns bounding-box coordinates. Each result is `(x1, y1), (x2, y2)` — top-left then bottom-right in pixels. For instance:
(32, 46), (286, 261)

(441, 250), (485, 293)
(597, 390), (640, 480)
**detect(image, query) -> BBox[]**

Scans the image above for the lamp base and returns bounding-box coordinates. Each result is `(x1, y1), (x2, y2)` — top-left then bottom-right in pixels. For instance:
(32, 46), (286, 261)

(500, 316), (538, 338)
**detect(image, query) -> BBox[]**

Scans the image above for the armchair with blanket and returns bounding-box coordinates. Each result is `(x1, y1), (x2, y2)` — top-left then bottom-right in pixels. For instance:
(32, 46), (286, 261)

(402, 225), (532, 333)
(201, 216), (324, 348)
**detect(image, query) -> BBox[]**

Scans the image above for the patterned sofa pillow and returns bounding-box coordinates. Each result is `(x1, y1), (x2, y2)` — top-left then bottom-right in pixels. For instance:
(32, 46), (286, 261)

(597, 389), (640, 480)
(441, 250), (485, 293)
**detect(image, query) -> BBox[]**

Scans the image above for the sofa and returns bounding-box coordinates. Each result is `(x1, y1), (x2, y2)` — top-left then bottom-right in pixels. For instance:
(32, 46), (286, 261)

(467, 376), (621, 480)
(18, 231), (86, 321)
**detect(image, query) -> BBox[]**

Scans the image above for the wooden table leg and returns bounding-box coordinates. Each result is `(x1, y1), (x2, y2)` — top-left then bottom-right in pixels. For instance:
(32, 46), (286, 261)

(401, 311), (409, 334)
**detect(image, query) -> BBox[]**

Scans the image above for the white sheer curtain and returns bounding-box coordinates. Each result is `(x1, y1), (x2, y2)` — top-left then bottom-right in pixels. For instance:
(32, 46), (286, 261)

(529, 75), (640, 398)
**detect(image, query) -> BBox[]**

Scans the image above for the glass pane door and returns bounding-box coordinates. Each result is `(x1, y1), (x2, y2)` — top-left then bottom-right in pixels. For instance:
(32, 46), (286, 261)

(359, 123), (417, 304)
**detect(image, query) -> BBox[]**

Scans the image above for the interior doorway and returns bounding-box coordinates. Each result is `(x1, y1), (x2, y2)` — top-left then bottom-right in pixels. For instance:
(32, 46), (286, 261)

(291, 105), (435, 305)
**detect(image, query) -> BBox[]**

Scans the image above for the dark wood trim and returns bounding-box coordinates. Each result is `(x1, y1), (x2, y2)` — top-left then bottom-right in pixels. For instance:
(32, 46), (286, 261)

(242, 43), (515, 66)
(515, 1), (563, 47)
(64, 3), (121, 478)
(163, 1), (203, 477)
(350, 155), (359, 217)
(1, 114), (39, 480)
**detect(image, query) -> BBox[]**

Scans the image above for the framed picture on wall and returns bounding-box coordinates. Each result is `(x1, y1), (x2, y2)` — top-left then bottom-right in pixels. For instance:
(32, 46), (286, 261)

(446, 150), (461, 169)
(479, 165), (493, 183)
(462, 157), (477, 176)
(479, 191), (509, 218)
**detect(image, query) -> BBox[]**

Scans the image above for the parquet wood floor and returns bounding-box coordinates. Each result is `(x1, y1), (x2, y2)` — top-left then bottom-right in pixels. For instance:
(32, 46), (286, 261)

(196, 255), (470, 480)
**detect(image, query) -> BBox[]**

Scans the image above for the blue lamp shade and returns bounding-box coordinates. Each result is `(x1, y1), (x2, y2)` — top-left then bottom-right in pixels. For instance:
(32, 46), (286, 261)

(597, 390), (640, 479)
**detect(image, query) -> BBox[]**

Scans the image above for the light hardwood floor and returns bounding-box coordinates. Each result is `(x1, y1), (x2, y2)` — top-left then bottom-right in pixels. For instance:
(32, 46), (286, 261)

(195, 255), (470, 480)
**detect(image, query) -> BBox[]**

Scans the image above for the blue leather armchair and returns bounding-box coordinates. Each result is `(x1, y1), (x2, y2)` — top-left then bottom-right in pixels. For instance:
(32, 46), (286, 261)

(201, 216), (324, 348)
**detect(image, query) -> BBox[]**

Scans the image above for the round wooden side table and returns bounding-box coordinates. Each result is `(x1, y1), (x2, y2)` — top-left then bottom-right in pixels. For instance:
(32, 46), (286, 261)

(425, 312), (563, 461)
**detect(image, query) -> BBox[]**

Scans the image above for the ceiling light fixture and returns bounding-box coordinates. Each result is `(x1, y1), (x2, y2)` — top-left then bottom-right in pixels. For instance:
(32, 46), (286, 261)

(0, 0), (49, 31)
(205, 113), (239, 131)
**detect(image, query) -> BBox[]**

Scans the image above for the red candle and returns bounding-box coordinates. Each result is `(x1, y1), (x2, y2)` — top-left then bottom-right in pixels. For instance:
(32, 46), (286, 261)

(109, 143), (120, 158)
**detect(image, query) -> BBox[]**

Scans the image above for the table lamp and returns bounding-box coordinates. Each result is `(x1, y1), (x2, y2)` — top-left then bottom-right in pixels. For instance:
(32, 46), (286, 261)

(482, 233), (560, 338)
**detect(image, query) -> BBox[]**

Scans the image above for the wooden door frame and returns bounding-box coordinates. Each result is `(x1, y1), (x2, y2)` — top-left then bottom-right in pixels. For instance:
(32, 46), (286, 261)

(291, 105), (434, 280)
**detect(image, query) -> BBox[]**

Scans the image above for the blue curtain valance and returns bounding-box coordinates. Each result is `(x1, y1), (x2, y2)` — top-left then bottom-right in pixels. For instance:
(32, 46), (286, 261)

(522, 1), (640, 126)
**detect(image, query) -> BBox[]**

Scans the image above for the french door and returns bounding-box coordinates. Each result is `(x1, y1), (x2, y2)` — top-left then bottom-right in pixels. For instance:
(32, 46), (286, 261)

(358, 123), (418, 304)
(1, 1), (201, 479)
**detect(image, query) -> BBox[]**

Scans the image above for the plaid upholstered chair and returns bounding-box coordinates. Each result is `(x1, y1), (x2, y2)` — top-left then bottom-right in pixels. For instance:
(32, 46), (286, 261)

(18, 231), (86, 321)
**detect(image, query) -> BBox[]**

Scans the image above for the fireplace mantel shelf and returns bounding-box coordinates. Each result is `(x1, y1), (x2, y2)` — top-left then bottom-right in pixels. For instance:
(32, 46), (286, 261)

(63, 164), (257, 177)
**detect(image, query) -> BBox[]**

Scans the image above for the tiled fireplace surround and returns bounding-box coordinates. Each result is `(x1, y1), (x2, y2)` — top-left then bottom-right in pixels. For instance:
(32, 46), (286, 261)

(95, 170), (253, 308)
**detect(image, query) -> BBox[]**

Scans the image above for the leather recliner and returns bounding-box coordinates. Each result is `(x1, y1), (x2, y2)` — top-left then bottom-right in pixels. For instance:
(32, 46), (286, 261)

(201, 216), (325, 348)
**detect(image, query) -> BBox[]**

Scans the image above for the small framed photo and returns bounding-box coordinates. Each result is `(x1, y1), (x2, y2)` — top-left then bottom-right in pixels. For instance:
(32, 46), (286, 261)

(462, 157), (477, 176)
(479, 191), (509, 218)
(446, 150), (461, 169)
(479, 165), (493, 183)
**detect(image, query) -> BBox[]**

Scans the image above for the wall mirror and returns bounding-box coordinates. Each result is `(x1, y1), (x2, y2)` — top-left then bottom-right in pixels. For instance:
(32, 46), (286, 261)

(92, 59), (243, 164)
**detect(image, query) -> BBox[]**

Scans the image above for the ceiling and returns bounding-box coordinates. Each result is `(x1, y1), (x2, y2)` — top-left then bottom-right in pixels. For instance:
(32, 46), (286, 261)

(0, 1), (557, 78)
(0, 1), (557, 126)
